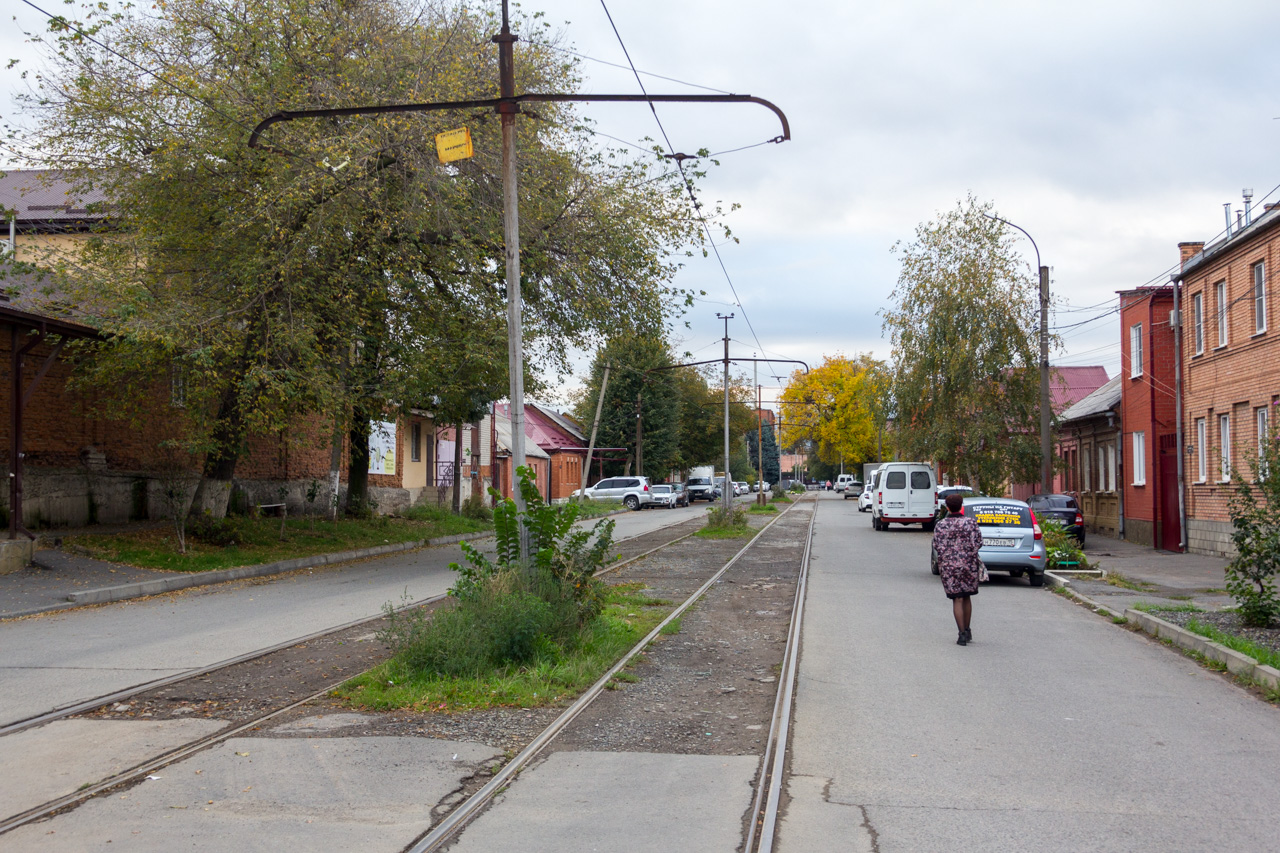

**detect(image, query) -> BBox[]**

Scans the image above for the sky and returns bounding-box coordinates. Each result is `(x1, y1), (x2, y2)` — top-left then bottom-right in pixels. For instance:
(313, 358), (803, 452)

(5, 0), (1280, 412)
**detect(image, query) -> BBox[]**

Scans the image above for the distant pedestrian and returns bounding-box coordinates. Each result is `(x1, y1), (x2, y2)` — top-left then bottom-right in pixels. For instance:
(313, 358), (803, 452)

(932, 492), (982, 645)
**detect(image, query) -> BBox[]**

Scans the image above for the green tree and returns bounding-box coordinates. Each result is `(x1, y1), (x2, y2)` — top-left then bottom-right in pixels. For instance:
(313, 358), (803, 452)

(1226, 436), (1280, 627)
(746, 422), (781, 484)
(10, 0), (706, 516)
(880, 196), (1047, 495)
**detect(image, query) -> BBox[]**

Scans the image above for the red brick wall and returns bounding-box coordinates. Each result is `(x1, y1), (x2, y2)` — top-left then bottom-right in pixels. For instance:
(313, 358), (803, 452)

(1119, 287), (1178, 538)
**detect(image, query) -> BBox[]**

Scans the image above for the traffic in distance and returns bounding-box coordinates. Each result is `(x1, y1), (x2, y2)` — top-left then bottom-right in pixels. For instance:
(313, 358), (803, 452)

(570, 464), (774, 510)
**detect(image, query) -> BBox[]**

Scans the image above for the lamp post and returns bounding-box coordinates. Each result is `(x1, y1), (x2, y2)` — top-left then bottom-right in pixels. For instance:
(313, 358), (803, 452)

(717, 313), (734, 513)
(983, 213), (1051, 494)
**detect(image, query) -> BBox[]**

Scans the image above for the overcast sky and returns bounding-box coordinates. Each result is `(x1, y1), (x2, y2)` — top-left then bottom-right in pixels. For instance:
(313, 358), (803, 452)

(6, 0), (1280, 411)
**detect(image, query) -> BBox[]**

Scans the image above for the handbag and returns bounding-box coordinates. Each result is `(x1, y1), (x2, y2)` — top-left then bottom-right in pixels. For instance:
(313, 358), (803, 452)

(977, 558), (989, 583)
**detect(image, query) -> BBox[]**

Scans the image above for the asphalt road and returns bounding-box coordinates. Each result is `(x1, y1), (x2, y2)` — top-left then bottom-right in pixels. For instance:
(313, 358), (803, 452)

(0, 503), (709, 728)
(778, 492), (1280, 852)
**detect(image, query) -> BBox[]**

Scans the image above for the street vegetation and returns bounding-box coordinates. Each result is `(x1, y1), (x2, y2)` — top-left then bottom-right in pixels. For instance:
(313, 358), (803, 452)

(1226, 436), (1280, 627)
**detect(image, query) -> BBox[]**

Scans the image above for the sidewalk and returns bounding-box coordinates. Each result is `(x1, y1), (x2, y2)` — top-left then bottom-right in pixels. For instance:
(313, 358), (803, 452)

(1060, 533), (1234, 612)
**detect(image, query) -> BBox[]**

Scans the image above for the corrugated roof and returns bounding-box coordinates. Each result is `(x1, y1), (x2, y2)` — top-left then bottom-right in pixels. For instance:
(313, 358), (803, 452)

(1058, 375), (1122, 423)
(493, 412), (550, 460)
(0, 170), (109, 224)
(1051, 366), (1109, 412)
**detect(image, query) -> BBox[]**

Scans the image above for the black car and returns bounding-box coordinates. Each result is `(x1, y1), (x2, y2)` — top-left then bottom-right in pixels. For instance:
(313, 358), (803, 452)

(1026, 494), (1085, 544)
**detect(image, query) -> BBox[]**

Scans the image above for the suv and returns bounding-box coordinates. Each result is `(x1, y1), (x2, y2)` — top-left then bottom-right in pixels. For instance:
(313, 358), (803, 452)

(686, 476), (716, 502)
(573, 476), (653, 510)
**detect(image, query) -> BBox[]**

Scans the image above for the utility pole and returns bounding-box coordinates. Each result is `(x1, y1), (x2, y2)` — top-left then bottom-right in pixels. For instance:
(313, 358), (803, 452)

(635, 388), (644, 478)
(755, 356), (765, 506)
(718, 313), (734, 513)
(580, 363), (610, 496)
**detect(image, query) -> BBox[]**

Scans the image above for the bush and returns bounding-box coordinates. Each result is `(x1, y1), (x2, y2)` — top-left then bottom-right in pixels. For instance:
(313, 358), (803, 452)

(188, 513), (242, 547)
(705, 504), (748, 530)
(1040, 518), (1087, 570)
(771, 483), (786, 500)
(461, 489), (493, 522)
(1226, 438), (1280, 627)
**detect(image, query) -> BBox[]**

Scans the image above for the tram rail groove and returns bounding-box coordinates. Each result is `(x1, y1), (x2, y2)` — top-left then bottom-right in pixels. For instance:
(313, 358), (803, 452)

(0, 511), (710, 834)
(404, 497), (813, 853)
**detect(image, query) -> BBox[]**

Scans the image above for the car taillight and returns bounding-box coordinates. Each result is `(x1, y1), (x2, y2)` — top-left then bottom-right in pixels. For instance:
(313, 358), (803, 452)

(1075, 511), (1083, 525)
(1031, 510), (1042, 540)
(644, 484), (649, 491)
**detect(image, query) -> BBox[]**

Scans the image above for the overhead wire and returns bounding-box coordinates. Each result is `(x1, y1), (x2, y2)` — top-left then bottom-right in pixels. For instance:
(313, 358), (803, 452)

(596, 0), (785, 383)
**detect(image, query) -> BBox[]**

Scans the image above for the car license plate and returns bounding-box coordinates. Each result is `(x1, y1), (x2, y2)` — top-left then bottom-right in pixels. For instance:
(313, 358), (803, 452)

(982, 538), (1017, 548)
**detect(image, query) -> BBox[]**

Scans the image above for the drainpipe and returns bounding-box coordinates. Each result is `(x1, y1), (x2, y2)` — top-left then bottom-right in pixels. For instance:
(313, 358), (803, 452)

(1172, 275), (1182, 548)
(1149, 294), (1159, 548)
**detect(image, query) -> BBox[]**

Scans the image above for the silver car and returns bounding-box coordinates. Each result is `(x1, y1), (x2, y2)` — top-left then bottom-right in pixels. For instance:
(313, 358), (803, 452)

(930, 497), (1048, 587)
(649, 484), (677, 508)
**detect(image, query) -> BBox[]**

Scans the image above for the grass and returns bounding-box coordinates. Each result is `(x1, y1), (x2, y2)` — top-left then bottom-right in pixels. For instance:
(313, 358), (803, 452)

(660, 616), (682, 635)
(566, 499), (625, 519)
(63, 510), (492, 573)
(1104, 572), (1157, 592)
(747, 503), (778, 514)
(1182, 618), (1280, 671)
(333, 582), (673, 712)
(1131, 602), (1206, 614)
(695, 524), (754, 539)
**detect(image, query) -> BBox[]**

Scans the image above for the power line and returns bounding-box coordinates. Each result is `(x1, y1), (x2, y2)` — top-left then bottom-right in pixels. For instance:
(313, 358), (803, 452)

(596, 0), (784, 381)
(524, 39), (732, 94)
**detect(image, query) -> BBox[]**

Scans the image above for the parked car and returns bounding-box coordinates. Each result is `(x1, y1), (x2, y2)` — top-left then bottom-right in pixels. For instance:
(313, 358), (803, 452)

(571, 476), (653, 510)
(931, 497), (1047, 587)
(649, 484), (677, 508)
(836, 473), (857, 493)
(671, 483), (690, 507)
(842, 480), (863, 500)
(735, 481), (750, 496)
(857, 483), (874, 512)
(1026, 494), (1086, 544)
(872, 462), (937, 531)
(686, 476), (716, 502)
(936, 485), (975, 516)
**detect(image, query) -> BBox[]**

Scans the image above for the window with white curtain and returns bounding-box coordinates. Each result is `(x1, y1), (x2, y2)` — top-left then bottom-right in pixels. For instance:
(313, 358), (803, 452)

(1107, 443), (1116, 492)
(1258, 406), (1270, 479)
(1129, 323), (1143, 377)
(1193, 292), (1204, 354)
(1195, 417), (1206, 482)
(1254, 261), (1267, 334)
(1220, 413), (1232, 481)
(1133, 432), (1146, 486)
(1216, 281), (1228, 347)
(1098, 446), (1107, 491)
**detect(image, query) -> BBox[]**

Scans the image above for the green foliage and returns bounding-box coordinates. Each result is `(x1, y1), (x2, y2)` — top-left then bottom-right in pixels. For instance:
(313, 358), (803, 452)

(1226, 439), (1280, 627)
(188, 514), (243, 548)
(1040, 518), (1087, 570)
(699, 504), (751, 537)
(461, 489), (494, 522)
(881, 196), (1050, 495)
(1184, 618), (1280, 670)
(746, 421), (782, 485)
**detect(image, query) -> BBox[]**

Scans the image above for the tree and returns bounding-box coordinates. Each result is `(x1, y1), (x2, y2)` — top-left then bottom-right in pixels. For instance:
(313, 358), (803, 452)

(10, 0), (706, 516)
(778, 354), (883, 472)
(746, 421), (781, 484)
(880, 196), (1047, 495)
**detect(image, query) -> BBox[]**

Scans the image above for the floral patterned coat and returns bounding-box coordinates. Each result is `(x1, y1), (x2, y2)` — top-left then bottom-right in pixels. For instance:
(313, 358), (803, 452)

(932, 513), (983, 597)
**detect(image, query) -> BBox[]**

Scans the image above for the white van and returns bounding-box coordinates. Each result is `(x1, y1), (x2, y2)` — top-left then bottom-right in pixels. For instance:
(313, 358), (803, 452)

(872, 462), (937, 531)
(835, 473), (857, 493)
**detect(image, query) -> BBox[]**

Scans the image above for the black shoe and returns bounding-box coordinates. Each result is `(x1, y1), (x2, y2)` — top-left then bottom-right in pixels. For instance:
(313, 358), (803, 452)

(962, 628), (972, 643)
(957, 631), (968, 646)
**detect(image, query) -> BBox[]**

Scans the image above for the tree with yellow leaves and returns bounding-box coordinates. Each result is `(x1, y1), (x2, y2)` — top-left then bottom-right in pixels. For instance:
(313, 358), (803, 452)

(778, 354), (885, 472)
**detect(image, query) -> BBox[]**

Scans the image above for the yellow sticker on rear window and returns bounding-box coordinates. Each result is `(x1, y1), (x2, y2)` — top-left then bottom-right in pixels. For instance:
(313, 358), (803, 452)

(974, 512), (1023, 526)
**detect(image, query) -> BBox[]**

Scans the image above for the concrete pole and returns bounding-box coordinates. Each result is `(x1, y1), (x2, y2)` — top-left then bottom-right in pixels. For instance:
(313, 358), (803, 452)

(1040, 265), (1052, 493)
(580, 363), (610, 496)
(719, 313), (734, 513)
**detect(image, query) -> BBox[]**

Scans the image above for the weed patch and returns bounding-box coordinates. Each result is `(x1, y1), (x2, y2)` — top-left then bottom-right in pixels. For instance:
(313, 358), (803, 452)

(1131, 602), (1205, 614)
(1105, 573), (1157, 592)
(1183, 618), (1280, 670)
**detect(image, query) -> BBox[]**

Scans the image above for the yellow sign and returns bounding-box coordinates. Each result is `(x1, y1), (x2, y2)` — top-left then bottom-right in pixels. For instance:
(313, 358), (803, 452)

(435, 127), (473, 163)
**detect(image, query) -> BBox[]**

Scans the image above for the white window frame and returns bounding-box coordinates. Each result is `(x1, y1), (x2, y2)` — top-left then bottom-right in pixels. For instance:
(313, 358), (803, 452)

(1083, 444), (1092, 492)
(1195, 417), (1207, 483)
(1097, 446), (1107, 491)
(1107, 443), (1116, 492)
(1220, 413), (1232, 482)
(1193, 291), (1204, 355)
(1132, 432), (1146, 486)
(1258, 406), (1270, 479)
(1130, 323), (1144, 377)
(1255, 261), (1267, 334)
(1216, 280), (1228, 347)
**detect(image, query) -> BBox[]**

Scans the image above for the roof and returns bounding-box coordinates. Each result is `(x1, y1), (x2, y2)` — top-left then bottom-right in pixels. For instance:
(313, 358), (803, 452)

(0, 170), (110, 227)
(1051, 366), (1109, 413)
(498, 403), (588, 453)
(493, 411), (550, 460)
(1058, 375), (1122, 423)
(1177, 203), (1280, 280)
(532, 405), (588, 445)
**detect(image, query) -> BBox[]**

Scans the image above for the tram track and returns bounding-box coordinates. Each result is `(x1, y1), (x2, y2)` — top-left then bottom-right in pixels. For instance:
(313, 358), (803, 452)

(0, 509), (713, 837)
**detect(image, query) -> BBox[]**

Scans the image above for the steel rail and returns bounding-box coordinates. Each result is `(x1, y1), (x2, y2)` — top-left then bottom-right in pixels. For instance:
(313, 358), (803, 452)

(745, 495), (817, 851)
(0, 593), (447, 739)
(404, 497), (809, 853)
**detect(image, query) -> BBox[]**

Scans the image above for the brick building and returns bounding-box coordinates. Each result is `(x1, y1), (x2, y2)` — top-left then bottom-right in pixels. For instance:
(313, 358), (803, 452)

(1055, 376), (1122, 538)
(1175, 201), (1280, 556)
(1118, 285), (1181, 550)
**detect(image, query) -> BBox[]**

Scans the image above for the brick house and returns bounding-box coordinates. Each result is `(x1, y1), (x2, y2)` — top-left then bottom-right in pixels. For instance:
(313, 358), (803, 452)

(1174, 201), (1280, 556)
(1118, 285), (1181, 550)
(1055, 375), (1122, 538)
(0, 169), (474, 531)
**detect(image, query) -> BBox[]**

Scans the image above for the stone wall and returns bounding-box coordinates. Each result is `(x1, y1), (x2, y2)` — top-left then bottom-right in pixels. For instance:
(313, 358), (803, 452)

(1186, 518), (1235, 558)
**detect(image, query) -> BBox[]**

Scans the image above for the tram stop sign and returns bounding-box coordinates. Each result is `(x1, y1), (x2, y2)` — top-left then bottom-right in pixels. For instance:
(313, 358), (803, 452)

(435, 127), (474, 163)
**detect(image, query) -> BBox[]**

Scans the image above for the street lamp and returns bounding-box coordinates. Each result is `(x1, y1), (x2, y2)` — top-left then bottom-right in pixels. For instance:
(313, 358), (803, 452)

(983, 213), (1051, 494)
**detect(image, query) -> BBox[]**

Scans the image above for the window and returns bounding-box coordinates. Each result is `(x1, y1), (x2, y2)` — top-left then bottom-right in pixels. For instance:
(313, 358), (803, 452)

(1130, 323), (1144, 377)
(1107, 443), (1116, 492)
(910, 471), (932, 489)
(1255, 262), (1267, 333)
(1220, 414), (1231, 481)
(1083, 445), (1092, 491)
(1133, 432), (1146, 486)
(1259, 406), (1270, 479)
(1216, 280), (1228, 347)
(1193, 291), (1204, 355)
(1097, 446), (1107, 491)
(410, 422), (422, 463)
(886, 471), (906, 489)
(1195, 417), (1207, 482)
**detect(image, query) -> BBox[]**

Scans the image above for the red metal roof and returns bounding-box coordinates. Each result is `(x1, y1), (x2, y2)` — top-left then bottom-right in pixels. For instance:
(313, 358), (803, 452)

(1051, 366), (1109, 413)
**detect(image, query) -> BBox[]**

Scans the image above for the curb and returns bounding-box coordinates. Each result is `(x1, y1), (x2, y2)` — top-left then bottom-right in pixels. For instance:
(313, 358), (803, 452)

(1047, 572), (1280, 692)
(63, 531), (496, 607)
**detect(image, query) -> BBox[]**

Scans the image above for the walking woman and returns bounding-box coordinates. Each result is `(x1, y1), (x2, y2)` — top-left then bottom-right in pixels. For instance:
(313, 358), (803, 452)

(932, 492), (983, 645)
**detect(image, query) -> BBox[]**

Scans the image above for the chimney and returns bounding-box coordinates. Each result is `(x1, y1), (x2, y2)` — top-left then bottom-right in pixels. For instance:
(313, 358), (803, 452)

(1224, 202), (1234, 236)
(1178, 242), (1205, 268)
(1244, 188), (1255, 226)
